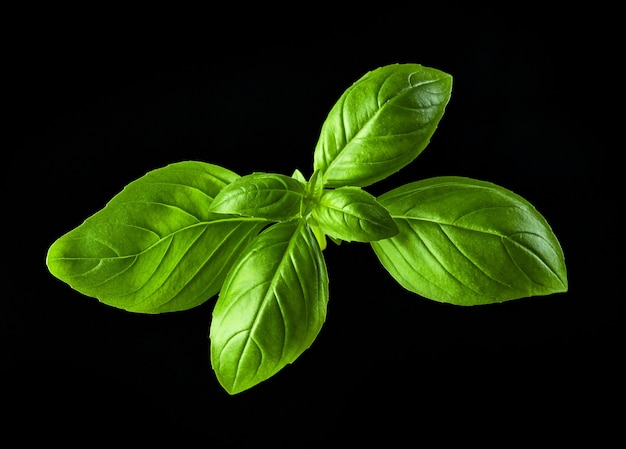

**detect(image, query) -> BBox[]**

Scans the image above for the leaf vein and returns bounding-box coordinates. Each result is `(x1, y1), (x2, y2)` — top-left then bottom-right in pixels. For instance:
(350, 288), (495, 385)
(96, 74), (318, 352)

(142, 180), (216, 201)
(437, 224), (515, 290)
(415, 224), (485, 298)
(505, 232), (565, 288)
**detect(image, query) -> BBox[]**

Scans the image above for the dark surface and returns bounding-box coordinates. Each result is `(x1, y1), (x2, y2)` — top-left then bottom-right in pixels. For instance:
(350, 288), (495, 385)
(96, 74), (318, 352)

(4, 5), (620, 445)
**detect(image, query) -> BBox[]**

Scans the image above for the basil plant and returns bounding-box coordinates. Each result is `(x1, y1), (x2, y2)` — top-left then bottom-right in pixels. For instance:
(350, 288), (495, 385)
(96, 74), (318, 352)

(46, 64), (568, 394)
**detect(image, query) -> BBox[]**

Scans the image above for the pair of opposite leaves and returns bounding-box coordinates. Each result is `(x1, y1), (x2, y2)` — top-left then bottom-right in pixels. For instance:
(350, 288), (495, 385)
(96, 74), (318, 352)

(46, 64), (568, 394)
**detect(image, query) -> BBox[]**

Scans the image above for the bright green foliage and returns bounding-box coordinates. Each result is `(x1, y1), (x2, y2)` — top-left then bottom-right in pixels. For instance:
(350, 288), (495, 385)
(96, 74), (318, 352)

(312, 186), (398, 242)
(210, 221), (328, 394)
(210, 173), (306, 222)
(371, 177), (568, 306)
(313, 64), (452, 187)
(46, 161), (267, 313)
(46, 63), (568, 394)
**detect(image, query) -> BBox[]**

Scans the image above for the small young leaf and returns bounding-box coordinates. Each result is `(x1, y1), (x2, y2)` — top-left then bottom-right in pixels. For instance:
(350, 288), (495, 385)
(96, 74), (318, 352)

(312, 186), (398, 242)
(210, 220), (329, 394)
(46, 161), (267, 313)
(371, 177), (568, 305)
(210, 172), (305, 222)
(301, 170), (324, 217)
(291, 168), (306, 183)
(313, 63), (452, 188)
(307, 216), (328, 251)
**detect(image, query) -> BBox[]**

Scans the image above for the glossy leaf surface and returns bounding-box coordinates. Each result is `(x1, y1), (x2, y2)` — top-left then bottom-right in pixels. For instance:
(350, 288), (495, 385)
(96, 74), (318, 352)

(210, 221), (329, 394)
(46, 161), (266, 313)
(313, 63), (452, 187)
(312, 186), (398, 242)
(210, 172), (305, 222)
(371, 177), (568, 305)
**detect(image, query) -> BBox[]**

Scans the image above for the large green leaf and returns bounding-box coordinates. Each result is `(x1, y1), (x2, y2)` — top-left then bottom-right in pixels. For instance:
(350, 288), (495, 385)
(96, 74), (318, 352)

(46, 161), (267, 313)
(312, 186), (398, 242)
(210, 172), (305, 222)
(210, 220), (329, 394)
(313, 63), (452, 188)
(371, 177), (568, 305)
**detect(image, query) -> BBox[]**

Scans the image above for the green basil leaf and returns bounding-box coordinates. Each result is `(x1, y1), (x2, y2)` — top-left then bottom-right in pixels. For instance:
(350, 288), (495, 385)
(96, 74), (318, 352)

(301, 169), (324, 217)
(307, 216), (328, 251)
(291, 168), (306, 183)
(210, 172), (305, 222)
(210, 220), (329, 394)
(313, 63), (452, 188)
(312, 186), (398, 242)
(46, 161), (267, 313)
(371, 177), (568, 305)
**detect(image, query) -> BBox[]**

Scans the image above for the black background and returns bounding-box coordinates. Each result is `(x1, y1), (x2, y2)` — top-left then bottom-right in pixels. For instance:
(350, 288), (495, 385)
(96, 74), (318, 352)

(4, 4), (621, 446)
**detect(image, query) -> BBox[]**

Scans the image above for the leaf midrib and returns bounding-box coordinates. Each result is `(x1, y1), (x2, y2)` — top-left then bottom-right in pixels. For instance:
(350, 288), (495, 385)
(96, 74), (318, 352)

(51, 217), (268, 261)
(393, 215), (564, 288)
(325, 76), (444, 178)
